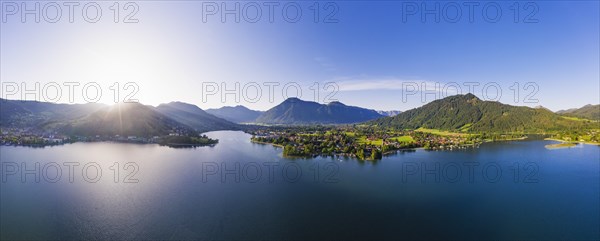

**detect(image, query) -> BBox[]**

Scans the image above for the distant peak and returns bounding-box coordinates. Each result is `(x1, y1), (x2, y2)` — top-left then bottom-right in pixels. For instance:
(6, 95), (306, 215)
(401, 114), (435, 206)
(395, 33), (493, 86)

(159, 101), (203, 111)
(328, 101), (345, 106)
(283, 97), (306, 103)
(223, 105), (251, 111)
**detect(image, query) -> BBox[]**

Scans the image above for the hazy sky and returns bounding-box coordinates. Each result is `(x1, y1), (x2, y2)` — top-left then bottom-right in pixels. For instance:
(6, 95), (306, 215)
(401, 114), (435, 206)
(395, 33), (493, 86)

(1, 1), (598, 111)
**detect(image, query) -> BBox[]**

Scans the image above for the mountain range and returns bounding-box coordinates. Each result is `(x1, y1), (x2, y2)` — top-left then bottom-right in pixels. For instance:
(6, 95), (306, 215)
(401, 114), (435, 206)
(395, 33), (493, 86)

(205, 105), (263, 123)
(557, 104), (600, 120)
(0, 99), (105, 129)
(2, 95), (597, 136)
(62, 102), (195, 137)
(156, 102), (239, 131)
(254, 98), (384, 124)
(0, 99), (238, 137)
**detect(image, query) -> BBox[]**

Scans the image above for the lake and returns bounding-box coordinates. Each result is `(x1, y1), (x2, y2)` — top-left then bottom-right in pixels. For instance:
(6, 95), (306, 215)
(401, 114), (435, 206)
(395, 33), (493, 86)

(1, 131), (598, 240)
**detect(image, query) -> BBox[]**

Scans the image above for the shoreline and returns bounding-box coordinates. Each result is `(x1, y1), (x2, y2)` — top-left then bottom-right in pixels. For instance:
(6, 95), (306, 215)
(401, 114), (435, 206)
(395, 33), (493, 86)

(544, 138), (600, 146)
(1, 139), (219, 148)
(248, 135), (599, 160)
(250, 139), (285, 148)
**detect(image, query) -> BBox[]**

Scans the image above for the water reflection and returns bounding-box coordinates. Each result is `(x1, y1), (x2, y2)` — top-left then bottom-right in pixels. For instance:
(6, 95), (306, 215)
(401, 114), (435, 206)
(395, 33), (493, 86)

(1, 131), (598, 240)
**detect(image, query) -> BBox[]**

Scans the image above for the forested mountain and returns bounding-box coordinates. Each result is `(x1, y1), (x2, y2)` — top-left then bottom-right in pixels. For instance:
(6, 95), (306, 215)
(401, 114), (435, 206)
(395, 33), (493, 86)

(557, 104), (600, 120)
(205, 105), (263, 123)
(369, 94), (593, 133)
(255, 98), (384, 124)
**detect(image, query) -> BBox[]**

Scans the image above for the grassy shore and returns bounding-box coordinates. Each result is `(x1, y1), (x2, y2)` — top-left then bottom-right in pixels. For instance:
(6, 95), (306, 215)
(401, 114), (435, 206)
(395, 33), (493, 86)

(250, 139), (285, 148)
(544, 138), (600, 146)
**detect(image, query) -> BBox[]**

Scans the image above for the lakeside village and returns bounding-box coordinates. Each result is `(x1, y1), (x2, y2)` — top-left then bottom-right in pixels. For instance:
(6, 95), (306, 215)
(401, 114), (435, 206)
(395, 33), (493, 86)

(3, 125), (597, 154)
(247, 126), (507, 161)
(249, 126), (600, 160)
(0, 127), (218, 147)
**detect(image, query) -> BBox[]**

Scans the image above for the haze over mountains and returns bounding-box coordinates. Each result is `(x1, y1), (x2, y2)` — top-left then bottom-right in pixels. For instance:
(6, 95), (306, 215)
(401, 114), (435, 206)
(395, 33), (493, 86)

(156, 102), (239, 132)
(205, 105), (263, 123)
(1, 94), (598, 137)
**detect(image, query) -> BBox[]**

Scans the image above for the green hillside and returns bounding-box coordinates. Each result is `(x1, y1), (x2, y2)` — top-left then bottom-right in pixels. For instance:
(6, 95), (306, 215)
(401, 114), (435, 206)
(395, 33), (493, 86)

(369, 94), (594, 133)
(557, 104), (600, 120)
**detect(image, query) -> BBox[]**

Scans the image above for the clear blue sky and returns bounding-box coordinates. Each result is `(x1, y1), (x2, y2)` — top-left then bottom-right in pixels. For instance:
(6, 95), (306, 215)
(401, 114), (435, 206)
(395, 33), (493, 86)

(1, 1), (598, 111)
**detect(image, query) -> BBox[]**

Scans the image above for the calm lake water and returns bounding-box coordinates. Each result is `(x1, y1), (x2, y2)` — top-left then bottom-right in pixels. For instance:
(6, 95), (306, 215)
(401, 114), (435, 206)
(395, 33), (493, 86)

(1, 131), (599, 240)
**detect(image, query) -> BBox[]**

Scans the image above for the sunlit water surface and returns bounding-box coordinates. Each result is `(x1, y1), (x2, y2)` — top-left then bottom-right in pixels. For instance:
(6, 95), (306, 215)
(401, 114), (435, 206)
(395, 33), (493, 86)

(1, 131), (598, 240)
